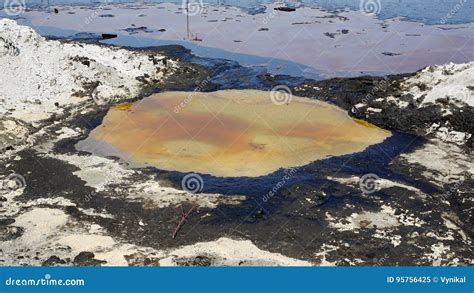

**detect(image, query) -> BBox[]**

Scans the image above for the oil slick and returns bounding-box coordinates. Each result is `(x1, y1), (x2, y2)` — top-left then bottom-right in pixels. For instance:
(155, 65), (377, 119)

(77, 90), (391, 177)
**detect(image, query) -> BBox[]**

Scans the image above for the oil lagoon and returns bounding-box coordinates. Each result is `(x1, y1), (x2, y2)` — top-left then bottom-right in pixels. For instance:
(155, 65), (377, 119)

(77, 90), (391, 177)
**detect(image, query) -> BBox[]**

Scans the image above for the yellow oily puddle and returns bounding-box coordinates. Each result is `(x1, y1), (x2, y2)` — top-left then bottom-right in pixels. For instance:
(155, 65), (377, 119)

(78, 90), (391, 177)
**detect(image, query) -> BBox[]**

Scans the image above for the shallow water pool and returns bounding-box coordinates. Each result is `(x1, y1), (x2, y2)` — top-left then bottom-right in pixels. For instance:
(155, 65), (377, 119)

(77, 90), (391, 177)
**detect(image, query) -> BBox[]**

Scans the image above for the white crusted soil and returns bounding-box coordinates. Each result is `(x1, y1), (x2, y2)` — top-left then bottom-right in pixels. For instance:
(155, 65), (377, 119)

(0, 18), (176, 123)
(159, 237), (313, 266)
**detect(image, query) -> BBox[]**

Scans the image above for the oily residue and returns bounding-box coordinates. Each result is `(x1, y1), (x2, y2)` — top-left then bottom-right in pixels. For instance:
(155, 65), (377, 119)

(77, 90), (391, 177)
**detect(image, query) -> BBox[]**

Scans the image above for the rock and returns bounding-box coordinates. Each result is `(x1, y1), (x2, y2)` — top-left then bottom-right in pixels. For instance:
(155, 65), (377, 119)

(274, 7), (296, 12)
(0, 218), (15, 225)
(101, 33), (118, 40)
(73, 251), (107, 266)
(174, 255), (213, 266)
(0, 226), (24, 241)
(42, 255), (66, 266)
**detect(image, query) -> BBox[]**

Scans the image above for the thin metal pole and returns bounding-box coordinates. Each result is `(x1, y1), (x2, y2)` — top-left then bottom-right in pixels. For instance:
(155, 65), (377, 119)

(186, 0), (190, 39)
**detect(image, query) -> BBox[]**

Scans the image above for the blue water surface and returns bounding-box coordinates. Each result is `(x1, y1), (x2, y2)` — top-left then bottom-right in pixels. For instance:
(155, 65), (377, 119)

(1, 0), (474, 24)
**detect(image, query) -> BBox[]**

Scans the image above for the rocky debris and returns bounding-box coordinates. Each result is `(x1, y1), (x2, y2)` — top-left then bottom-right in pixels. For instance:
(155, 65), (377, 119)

(73, 251), (107, 266)
(174, 255), (213, 266)
(42, 255), (67, 266)
(125, 253), (161, 266)
(0, 119), (29, 152)
(0, 226), (23, 241)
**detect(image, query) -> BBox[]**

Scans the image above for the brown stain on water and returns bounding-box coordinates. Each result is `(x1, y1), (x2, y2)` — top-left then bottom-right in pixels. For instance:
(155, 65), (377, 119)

(79, 90), (391, 177)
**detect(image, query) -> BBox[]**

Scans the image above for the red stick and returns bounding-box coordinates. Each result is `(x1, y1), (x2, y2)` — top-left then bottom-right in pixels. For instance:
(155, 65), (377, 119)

(172, 205), (197, 239)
